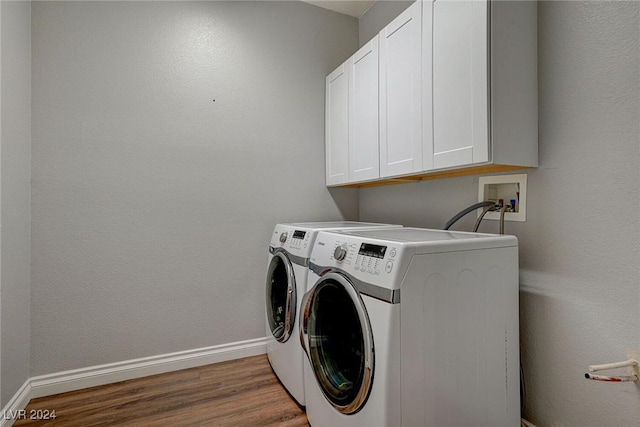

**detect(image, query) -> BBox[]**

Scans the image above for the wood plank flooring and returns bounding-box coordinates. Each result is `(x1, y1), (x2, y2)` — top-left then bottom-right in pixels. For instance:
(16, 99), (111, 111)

(14, 355), (309, 426)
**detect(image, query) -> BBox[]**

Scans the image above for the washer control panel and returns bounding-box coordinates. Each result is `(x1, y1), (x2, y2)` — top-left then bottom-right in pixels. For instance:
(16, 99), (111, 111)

(329, 240), (398, 276)
(333, 244), (348, 262)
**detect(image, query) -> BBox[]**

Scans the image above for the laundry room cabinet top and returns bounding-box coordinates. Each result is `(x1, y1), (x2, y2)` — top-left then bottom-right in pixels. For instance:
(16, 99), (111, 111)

(325, 0), (538, 188)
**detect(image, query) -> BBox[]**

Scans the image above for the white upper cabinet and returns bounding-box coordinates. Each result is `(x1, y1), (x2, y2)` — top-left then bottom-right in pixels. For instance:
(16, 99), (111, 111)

(325, 64), (349, 186)
(325, 37), (380, 186)
(379, 0), (423, 178)
(325, 0), (537, 187)
(431, 0), (489, 169)
(348, 36), (380, 183)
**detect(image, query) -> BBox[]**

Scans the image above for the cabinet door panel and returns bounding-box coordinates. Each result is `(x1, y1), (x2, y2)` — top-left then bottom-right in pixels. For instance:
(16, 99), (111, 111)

(325, 64), (349, 186)
(379, 0), (422, 178)
(433, 0), (488, 170)
(349, 36), (379, 183)
(422, 0), (434, 171)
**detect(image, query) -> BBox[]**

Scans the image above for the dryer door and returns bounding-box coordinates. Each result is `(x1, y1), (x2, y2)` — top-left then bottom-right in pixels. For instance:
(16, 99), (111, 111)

(266, 251), (296, 343)
(300, 272), (374, 415)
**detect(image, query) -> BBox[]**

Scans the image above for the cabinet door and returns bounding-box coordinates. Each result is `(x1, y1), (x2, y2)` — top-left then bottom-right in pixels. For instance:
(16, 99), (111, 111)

(432, 0), (489, 169)
(325, 64), (349, 186)
(379, 0), (422, 178)
(422, 0), (434, 171)
(348, 36), (380, 183)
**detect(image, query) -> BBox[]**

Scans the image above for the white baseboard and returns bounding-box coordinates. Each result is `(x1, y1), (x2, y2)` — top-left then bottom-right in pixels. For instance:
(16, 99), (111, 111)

(0, 380), (31, 427)
(1, 337), (267, 426)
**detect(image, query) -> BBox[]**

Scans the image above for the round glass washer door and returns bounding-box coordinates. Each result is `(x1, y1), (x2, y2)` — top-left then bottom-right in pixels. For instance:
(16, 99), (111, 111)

(265, 251), (296, 343)
(302, 272), (374, 414)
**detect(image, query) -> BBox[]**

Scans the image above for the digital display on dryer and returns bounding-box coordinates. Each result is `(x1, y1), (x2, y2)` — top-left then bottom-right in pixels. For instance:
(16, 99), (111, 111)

(293, 230), (306, 239)
(358, 243), (387, 259)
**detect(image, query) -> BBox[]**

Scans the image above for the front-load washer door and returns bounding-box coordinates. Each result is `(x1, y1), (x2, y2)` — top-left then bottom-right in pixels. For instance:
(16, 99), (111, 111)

(300, 272), (374, 415)
(266, 251), (296, 343)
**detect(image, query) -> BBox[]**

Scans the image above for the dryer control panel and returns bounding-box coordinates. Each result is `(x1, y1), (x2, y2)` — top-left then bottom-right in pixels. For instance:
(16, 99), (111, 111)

(272, 227), (312, 256)
(289, 230), (309, 250)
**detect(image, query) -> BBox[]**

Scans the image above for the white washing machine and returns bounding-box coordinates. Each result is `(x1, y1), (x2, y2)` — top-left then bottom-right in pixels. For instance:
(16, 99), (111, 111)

(300, 227), (520, 426)
(265, 222), (402, 406)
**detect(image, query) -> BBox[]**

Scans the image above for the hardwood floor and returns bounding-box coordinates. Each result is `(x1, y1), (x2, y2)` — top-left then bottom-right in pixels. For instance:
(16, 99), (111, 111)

(14, 355), (309, 426)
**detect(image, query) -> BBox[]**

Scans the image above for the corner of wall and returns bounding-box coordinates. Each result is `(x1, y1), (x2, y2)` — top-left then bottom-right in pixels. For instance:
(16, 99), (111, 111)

(0, 0), (32, 409)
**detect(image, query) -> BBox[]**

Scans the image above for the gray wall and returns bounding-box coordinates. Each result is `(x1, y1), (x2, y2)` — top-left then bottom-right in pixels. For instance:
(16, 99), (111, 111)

(359, 1), (640, 426)
(31, 1), (358, 375)
(0, 0), (32, 407)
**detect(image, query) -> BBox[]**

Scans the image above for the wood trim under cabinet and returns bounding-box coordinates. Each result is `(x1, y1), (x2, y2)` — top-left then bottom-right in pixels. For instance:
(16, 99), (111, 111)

(334, 164), (535, 188)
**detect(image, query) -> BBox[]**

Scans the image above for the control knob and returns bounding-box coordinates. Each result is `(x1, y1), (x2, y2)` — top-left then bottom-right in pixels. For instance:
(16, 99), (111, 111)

(279, 232), (288, 243)
(333, 244), (348, 262)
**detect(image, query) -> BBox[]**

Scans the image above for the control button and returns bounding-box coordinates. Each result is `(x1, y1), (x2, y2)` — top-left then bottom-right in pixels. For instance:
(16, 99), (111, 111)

(390, 248), (397, 258)
(334, 245), (348, 262)
(374, 270), (380, 275)
(279, 232), (288, 244)
(385, 261), (393, 273)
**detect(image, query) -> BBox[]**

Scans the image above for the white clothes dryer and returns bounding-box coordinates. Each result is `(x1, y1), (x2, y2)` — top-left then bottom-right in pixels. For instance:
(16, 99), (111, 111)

(265, 222), (402, 406)
(300, 227), (520, 426)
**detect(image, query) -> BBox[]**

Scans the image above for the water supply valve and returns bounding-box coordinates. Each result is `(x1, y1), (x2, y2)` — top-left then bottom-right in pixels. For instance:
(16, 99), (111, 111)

(584, 359), (639, 382)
